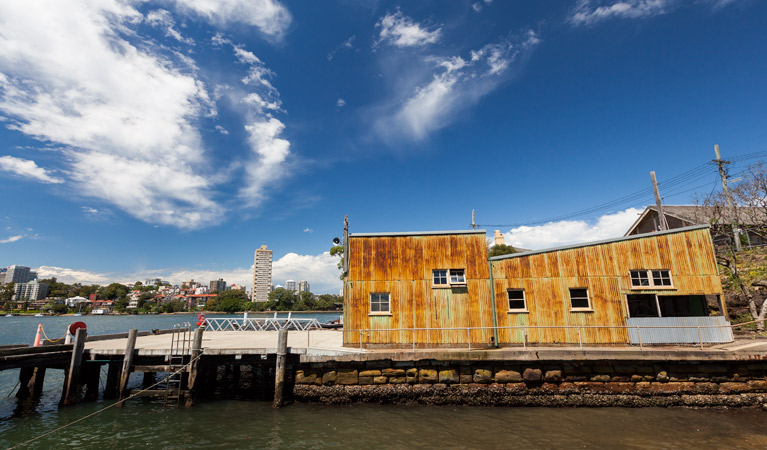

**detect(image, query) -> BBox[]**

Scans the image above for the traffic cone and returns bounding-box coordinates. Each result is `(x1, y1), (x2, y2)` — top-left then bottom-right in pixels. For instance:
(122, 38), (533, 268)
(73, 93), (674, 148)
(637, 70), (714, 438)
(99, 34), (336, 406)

(33, 323), (42, 347)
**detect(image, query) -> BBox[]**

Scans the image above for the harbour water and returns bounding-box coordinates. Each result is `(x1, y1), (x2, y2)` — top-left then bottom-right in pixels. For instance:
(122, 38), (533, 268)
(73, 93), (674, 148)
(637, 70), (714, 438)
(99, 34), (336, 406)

(1, 314), (766, 449)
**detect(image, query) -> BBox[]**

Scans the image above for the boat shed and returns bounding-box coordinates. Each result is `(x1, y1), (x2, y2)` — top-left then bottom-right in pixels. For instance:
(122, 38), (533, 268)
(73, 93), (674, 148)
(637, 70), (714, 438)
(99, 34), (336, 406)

(343, 224), (731, 348)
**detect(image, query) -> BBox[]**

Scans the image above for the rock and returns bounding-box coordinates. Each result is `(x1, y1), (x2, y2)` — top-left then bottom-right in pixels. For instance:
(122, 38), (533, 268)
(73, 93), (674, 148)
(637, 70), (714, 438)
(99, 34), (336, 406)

(322, 371), (337, 385)
(630, 375), (644, 382)
(544, 370), (562, 382)
(373, 376), (388, 384)
(382, 368), (405, 377)
(389, 376), (407, 384)
(591, 374), (610, 382)
(336, 369), (359, 385)
(523, 368), (542, 382)
(474, 369), (493, 383)
(439, 369), (460, 384)
(358, 376), (373, 385)
(419, 369), (438, 383)
(496, 370), (523, 383)
(656, 371), (669, 382)
(406, 376), (418, 384)
(460, 374), (473, 384)
(295, 370), (321, 385)
(406, 368), (418, 378)
(359, 370), (381, 377)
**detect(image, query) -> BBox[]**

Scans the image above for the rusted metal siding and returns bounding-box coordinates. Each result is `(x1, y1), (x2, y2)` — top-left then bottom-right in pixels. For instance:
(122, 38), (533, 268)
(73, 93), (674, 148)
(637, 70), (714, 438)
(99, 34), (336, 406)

(344, 232), (492, 347)
(491, 227), (724, 345)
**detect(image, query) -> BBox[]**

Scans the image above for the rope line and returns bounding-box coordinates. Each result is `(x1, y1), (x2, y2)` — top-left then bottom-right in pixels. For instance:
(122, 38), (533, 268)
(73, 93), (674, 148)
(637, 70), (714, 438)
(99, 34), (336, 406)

(39, 325), (64, 343)
(7, 350), (205, 450)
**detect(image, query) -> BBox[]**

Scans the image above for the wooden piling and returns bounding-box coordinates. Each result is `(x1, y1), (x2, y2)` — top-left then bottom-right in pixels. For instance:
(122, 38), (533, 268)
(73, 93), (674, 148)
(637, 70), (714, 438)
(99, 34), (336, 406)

(83, 362), (101, 401)
(104, 362), (120, 399)
(29, 367), (46, 397)
(61, 328), (87, 406)
(185, 327), (204, 407)
(117, 329), (138, 406)
(16, 367), (34, 399)
(273, 328), (288, 408)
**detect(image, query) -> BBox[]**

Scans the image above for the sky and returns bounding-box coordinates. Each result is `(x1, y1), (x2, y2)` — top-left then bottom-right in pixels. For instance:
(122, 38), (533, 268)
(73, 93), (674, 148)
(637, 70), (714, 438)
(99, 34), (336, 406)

(1, 0), (766, 294)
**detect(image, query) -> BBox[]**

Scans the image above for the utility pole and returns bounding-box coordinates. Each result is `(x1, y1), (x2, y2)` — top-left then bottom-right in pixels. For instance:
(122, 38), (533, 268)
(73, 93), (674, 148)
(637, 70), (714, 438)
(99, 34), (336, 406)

(650, 171), (669, 231)
(714, 145), (742, 251)
(471, 210), (476, 230)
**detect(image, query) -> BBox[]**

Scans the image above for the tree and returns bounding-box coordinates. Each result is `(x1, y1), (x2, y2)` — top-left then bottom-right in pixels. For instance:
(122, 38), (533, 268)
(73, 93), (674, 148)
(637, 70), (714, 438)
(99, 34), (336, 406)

(267, 288), (298, 311)
(696, 162), (767, 331)
(215, 289), (249, 312)
(488, 244), (517, 258)
(330, 245), (345, 280)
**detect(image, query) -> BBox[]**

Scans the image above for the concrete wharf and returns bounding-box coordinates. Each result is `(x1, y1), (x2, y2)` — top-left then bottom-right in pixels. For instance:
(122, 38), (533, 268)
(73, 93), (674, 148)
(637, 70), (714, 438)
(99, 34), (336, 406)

(2, 328), (767, 409)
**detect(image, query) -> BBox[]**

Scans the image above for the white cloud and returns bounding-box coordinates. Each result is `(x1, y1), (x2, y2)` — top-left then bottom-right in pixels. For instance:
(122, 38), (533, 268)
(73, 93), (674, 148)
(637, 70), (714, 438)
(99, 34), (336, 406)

(327, 35), (356, 61)
(0, 2), (291, 230)
(0, 234), (24, 244)
(472, 3), (483, 13)
(375, 10), (442, 48)
(303, 228), (313, 233)
(146, 9), (194, 45)
(336, 98), (346, 108)
(81, 206), (100, 215)
(376, 31), (541, 141)
(0, 155), (63, 184)
(173, 0), (292, 40)
(569, 0), (675, 26)
(240, 118), (291, 205)
(34, 265), (111, 285)
(503, 208), (643, 250)
(33, 251), (342, 294)
(215, 125), (229, 135)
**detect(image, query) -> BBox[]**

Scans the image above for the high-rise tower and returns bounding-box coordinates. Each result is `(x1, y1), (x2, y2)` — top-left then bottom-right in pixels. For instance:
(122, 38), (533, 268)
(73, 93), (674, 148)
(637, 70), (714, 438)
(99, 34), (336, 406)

(252, 245), (273, 302)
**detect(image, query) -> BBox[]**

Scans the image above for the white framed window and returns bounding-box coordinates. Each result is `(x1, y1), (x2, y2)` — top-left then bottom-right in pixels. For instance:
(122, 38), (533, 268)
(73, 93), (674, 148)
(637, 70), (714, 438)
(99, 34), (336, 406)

(370, 292), (390, 314)
(449, 269), (466, 285)
(432, 270), (448, 286)
(507, 289), (527, 312)
(569, 288), (591, 311)
(629, 269), (673, 289)
(432, 269), (466, 287)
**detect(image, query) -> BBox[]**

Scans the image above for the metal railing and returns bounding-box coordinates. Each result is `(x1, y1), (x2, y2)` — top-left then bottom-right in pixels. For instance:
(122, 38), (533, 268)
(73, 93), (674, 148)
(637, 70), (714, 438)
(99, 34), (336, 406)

(344, 320), (755, 352)
(205, 315), (321, 332)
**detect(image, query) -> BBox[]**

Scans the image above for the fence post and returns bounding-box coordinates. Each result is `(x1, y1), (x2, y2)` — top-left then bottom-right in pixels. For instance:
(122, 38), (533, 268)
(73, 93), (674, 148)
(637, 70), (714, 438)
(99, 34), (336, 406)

(306, 329), (310, 348)
(359, 331), (363, 351)
(637, 327), (643, 349)
(697, 326), (703, 349)
(523, 327), (527, 350)
(412, 328), (415, 352)
(467, 328), (471, 350)
(578, 326), (582, 349)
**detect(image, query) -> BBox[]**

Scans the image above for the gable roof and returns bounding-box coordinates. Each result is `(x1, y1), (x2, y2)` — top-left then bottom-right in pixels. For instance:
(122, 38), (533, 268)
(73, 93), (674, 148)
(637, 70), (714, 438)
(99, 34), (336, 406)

(624, 205), (767, 236)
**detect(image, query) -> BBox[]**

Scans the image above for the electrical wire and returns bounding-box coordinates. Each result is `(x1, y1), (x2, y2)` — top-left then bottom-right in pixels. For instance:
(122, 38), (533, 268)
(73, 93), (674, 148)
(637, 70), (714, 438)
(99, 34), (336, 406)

(478, 151), (766, 228)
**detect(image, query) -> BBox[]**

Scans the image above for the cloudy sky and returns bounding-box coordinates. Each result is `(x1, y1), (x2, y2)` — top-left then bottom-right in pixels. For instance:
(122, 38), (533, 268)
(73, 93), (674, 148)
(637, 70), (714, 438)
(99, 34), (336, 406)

(1, 0), (765, 293)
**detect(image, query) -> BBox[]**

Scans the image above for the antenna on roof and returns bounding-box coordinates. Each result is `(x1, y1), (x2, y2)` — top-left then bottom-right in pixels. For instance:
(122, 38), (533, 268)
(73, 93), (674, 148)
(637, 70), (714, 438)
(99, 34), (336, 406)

(471, 209), (476, 230)
(650, 171), (669, 231)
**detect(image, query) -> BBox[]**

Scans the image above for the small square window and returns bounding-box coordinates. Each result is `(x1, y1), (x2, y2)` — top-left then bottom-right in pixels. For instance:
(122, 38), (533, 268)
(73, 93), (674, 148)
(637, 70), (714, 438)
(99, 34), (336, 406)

(449, 269), (466, 284)
(370, 292), (390, 313)
(569, 288), (590, 310)
(507, 289), (526, 311)
(630, 270), (650, 287)
(432, 270), (448, 285)
(652, 270), (672, 286)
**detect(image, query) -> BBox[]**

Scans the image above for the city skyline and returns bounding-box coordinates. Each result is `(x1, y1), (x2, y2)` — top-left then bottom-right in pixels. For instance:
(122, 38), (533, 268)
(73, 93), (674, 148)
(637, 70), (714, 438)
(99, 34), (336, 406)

(1, 1), (766, 294)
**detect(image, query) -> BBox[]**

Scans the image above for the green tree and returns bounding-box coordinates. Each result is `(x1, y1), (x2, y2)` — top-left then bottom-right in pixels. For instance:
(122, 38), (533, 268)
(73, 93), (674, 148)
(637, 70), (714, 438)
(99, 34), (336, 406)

(215, 289), (249, 312)
(267, 287), (298, 311)
(330, 245), (345, 280)
(488, 244), (518, 258)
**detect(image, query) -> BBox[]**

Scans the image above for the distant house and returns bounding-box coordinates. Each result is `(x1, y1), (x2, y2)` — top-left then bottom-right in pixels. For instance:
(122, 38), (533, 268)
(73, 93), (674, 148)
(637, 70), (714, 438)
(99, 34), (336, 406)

(625, 205), (767, 246)
(343, 225), (730, 348)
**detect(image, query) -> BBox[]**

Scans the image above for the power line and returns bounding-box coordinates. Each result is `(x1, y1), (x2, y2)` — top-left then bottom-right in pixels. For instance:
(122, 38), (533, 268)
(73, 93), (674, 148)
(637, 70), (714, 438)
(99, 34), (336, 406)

(478, 150), (766, 229)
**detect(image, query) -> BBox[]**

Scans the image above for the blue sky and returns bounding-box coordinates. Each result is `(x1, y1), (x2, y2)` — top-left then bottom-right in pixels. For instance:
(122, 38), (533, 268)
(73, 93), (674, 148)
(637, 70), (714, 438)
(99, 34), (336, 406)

(1, 0), (766, 293)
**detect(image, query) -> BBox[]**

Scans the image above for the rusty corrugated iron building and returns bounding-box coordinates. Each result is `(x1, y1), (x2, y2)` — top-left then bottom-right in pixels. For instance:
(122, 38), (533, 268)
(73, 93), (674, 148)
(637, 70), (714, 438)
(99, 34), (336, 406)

(343, 225), (730, 348)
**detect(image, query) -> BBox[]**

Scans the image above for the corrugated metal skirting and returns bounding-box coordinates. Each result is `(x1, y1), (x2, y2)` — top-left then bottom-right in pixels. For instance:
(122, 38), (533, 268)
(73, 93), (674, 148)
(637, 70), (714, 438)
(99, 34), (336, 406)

(626, 316), (733, 344)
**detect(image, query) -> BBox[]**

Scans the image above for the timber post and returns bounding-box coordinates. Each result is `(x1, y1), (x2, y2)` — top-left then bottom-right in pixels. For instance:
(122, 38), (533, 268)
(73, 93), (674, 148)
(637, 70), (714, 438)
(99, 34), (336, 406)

(117, 329), (138, 407)
(273, 328), (288, 408)
(29, 367), (47, 397)
(103, 362), (120, 399)
(83, 362), (101, 401)
(185, 326), (204, 407)
(61, 327), (87, 406)
(16, 367), (34, 399)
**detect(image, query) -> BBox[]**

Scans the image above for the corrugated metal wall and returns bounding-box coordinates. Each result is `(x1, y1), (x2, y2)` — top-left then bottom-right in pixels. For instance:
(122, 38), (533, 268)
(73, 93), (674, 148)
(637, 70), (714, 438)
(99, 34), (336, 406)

(343, 232), (492, 346)
(491, 227), (724, 344)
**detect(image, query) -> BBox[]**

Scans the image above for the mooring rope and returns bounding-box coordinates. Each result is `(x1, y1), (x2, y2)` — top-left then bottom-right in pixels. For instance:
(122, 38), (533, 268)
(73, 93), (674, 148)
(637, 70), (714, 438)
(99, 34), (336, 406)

(39, 325), (64, 343)
(7, 350), (205, 450)
(6, 380), (20, 398)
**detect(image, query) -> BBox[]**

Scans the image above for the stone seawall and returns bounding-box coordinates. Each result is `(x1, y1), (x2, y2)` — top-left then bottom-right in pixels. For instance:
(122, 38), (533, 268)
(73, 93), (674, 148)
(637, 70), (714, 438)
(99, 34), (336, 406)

(293, 360), (767, 408)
